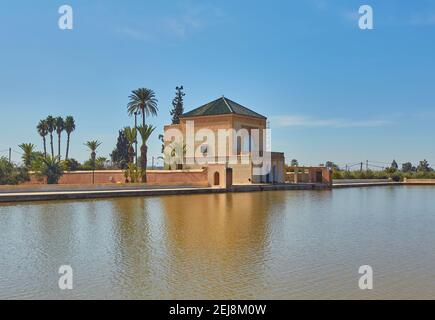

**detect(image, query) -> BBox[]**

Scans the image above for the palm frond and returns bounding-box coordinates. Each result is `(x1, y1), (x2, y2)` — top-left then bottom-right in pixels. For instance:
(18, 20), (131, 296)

(127, 88), (158, 117)
(123, 127), (137, 145)
(55, 117), (65, 134)
(65, 116), (76, 134)
(37, 120), (48, 137)
(84, 140), (102, 152)
(137, 125), (156, 144)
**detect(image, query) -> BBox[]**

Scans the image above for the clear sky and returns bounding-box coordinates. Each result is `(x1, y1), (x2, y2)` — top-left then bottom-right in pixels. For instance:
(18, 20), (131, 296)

(1, 0), (435, 168)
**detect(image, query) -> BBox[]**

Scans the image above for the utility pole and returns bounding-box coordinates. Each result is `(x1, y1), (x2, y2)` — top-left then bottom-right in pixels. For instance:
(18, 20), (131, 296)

(366, 160), (369, 172)
(8, 148), (11, 163)
(360, 162), (363, 172)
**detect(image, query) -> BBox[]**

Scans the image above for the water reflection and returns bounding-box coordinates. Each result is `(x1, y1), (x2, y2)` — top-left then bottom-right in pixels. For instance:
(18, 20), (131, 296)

(0, 187), (434, 299)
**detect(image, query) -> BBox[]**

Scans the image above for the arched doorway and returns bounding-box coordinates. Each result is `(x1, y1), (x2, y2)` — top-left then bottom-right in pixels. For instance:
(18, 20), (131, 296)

(214, 172), (220, 186)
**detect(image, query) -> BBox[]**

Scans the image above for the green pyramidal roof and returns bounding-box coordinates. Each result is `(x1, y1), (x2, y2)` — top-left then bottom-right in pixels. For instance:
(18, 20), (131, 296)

(181, 97), (266, 119)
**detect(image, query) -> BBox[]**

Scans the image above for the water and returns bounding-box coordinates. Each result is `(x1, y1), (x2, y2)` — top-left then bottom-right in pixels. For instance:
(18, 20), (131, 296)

(0, 186), (434, 299)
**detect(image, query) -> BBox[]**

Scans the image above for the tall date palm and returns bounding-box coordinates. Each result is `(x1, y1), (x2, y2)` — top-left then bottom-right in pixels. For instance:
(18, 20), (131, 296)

(46, 116), (56, 158)
(84, 140), (102, 170)
(127, 88), (158, 177)
(64, 116), (76, 160)
(36, 120), (49, 158)
(127, 88), (158, 128)
(55, 117), (65, 160)
(137, 125), (155, 182)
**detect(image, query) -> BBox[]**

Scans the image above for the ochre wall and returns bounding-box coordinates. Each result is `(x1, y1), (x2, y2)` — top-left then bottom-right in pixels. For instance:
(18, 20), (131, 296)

(229, 163), (253, 185)
(26, 170), (209, 186)
(285, 167), (332, 184)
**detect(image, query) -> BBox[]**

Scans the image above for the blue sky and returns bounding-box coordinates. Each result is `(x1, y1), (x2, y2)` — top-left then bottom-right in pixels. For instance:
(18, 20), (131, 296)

(1, 0), (435, 168)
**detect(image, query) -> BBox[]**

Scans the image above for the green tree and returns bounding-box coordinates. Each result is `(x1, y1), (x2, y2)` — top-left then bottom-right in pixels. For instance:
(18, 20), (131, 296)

(18, 143), (35, 169)
(127, 88), (158, 128)
(325, 161), (339, 170)
(391, 160), (398, 170)
(46, 116), (56, 158)
(170, 85), (185, 124)
(127, 88), (158, 177)
(137, 125), (156, 182)
(36, 120), (49, 158)
(290, 159), (299, 167)
(96, 157), (108, 170)
(123, 127), (137, 164)
(417, 159), (432, 172)
(55, 117), (65, 160)
(64, 158), (80, 171)
(402, 162), (414, 172)
(64, 116), (76, 160)
(39, 156), (64, 184)
(110, 130), (129, 169)
(84, 140), (102, 171)
(0, 157), (29, 185)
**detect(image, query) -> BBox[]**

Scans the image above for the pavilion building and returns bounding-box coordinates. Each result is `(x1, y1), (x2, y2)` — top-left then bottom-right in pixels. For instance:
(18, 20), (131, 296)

(163, 96), (286, 187)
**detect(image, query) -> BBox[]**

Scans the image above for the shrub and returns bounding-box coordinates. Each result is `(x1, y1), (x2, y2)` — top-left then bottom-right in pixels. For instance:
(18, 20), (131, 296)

(39, 156), (64, 184)
(0, 157), (29, 185)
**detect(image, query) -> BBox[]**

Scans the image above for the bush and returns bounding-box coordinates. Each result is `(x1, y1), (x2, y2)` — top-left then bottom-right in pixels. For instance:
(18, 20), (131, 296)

(124, 163), (142, 183)
(331, 169), (435, 182)
(64, 158), (81, 171)
(0, 157), (29, 185)
(39, 157), (64, 184)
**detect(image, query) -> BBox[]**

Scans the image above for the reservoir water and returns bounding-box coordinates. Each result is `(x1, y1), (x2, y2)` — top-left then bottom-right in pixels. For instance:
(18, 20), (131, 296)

(0, 186), (434, 299)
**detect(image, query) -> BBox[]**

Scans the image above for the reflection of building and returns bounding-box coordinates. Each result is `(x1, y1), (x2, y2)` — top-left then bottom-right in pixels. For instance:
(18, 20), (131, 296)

(164, 97), (285, 186)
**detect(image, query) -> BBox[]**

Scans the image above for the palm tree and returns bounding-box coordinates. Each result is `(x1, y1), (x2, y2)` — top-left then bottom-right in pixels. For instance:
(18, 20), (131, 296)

(127, 88), (158, 129)
(137, 125), (156, 182)
(123, 127), (137, 164)
(55, 117), (64, 160)
(64, 116), (76, 160)
(40, 156), (64, 184)
(84, 140), (102, 170)
(127, 88), (158, 177)
(36, 120), (49, 158)
(46, 116), (56, 158)
(18, 143), (35, 168)
(95, 157), (108, 170)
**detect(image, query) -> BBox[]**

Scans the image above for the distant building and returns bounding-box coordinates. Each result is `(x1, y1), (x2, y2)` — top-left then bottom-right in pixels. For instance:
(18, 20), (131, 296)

(164, 96), (285, 186)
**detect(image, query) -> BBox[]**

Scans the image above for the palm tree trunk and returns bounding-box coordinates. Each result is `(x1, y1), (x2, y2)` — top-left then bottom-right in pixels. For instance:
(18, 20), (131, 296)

(58, 133), (61, 160)
(141, 144), (147, 182)
(65, 134), (70, 160)
(50, 134), (54, 158)
(43, 136), (47, 158)
(91, 152), (96, 169)
(141, 109), (147, 183)
(128, 146), (134, 164)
